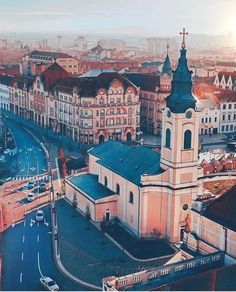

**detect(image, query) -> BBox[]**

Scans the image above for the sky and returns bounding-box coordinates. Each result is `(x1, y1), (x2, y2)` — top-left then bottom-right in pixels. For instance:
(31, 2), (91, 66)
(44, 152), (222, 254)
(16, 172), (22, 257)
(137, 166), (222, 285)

(0, 0), (236, 37)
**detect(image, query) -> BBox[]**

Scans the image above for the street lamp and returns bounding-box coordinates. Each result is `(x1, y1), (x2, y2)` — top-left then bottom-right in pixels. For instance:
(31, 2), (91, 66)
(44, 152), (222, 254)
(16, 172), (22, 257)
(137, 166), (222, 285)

(136, 131), (143, 144)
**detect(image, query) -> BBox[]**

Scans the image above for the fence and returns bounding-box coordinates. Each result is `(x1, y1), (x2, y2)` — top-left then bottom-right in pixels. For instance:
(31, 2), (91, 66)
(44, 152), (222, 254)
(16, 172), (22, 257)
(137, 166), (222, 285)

(103, 252), (224, 290)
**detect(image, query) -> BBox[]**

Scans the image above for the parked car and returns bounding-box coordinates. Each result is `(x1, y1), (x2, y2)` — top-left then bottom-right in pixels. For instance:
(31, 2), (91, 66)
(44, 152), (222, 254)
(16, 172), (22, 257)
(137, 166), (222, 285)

(27, 193), (34, 202)
(36, 210), (44, 222)
(27, 181), (35, 190)
(40, 276), (59, 291)
(39, 182), (47, 192)
(0, 180), (5, 186)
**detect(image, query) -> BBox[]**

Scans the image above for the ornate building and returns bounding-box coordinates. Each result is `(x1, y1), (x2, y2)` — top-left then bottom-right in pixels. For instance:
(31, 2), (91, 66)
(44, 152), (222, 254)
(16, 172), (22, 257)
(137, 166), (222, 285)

(65, 33), (199, 242)
(52, 72), (140, 143)
(21, 50), (79, 76)
(125, 47), (172, 135)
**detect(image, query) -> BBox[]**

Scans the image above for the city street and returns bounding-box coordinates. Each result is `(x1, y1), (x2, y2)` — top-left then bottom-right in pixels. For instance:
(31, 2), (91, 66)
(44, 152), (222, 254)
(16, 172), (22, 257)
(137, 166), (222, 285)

(1, 207), (84, 291)
(4, 119), (48, 178)
(0, 120), (85, 290)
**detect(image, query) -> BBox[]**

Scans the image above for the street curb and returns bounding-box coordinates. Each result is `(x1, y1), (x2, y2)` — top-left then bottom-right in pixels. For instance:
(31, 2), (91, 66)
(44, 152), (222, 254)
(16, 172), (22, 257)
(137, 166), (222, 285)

(64, 197), (176, 263)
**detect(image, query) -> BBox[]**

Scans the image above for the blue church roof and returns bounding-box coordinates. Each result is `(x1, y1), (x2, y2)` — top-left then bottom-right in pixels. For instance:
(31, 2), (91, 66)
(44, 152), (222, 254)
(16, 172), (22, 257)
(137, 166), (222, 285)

(162, 53), (172, 76)
(67, 174), (115, 200)
(166, 47), (197, 113)
(89, 140), (163, 185)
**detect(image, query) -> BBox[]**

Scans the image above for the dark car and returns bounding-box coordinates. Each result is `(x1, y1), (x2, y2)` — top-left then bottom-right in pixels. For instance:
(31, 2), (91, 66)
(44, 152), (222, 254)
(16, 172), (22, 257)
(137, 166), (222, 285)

(0, 180), (5, 186)
(39, 182), (47, 192)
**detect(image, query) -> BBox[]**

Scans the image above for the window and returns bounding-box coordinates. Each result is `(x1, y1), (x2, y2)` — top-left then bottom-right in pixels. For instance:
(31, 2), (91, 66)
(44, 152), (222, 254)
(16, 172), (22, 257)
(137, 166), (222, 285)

(116, 184), (120, 195)
(184, 130), (192, 149)
(228, 114), (231, 120)
(223, 104), (226, 110)
(104, 176), (107, 187)
(215, 117), (217, 122)
(201, 118), (204, 123)
(209, 117), (211, 123)
(234, 114), (236, 120)
(221, 125), (225, 132)
(165, 128), (171, 148)
(205, 117), (208, 123)
(129, 192), (134, 204)
(229, 104), (232, 109)
(234, 104), (236, 109)
(226, 125), (229, 131)
(230, 125), (233, 131)
(222, 115), (225, 121)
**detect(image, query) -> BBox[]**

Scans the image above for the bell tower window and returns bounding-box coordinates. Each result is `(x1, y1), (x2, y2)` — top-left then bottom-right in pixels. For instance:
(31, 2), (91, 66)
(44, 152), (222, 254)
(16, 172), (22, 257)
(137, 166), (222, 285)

(184, 130), (192, 149)
(165, 128), (171, 148)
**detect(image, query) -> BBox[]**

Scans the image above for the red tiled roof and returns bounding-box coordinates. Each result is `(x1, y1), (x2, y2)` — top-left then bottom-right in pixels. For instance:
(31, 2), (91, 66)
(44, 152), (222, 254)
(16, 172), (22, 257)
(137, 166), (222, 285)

(218, 90), (236, 103)
(217, 71), (236, 83)
(216, 61), (236, 67)
(39, 63), (69, 91)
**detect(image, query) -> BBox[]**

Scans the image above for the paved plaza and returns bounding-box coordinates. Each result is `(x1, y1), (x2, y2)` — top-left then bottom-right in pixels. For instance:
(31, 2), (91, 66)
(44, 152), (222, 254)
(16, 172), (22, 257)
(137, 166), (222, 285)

(56, 199), (173, 286)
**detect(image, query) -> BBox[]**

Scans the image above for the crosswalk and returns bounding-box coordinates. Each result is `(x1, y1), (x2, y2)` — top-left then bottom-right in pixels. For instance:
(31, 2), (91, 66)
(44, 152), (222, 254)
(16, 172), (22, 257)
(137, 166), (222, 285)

(8, 175), (49, 182)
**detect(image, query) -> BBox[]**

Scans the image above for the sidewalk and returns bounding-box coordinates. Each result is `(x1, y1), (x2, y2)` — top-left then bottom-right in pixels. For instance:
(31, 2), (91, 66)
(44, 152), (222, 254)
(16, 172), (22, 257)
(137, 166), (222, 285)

(55, 199), (173, 287)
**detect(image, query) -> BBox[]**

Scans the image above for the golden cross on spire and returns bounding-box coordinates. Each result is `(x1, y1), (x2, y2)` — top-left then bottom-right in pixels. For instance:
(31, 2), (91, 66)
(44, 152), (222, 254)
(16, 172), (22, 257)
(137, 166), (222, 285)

(180, 27), (188, 48)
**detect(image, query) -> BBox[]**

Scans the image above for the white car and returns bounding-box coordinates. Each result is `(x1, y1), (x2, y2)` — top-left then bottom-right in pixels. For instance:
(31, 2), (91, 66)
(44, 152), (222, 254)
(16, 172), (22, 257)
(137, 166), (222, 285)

(27, 193), (34, 202)
(36, 210), (44, 222)
(40, 276), (59, 291)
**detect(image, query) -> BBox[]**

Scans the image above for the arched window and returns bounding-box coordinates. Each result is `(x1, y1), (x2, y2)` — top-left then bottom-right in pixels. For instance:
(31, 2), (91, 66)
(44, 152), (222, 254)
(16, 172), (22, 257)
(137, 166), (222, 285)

(129, 191), (134, 204)
(184, 130), (192, 149)
(116, 184), (120, 195)
(104, 176), (108, 187)
(165, 128), (171, 148)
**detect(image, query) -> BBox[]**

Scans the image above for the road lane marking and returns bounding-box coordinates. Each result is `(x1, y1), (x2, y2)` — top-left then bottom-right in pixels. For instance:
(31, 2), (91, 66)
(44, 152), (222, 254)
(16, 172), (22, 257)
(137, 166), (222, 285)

(24, 220), (26, 227)
(21, 252), (24, 261)
(37, 222), (39, 227)
(37, 235), (39, 242)
(19, 273), (22, 283)
(37, 252), (43, 277)
(22, 235), (25, 243)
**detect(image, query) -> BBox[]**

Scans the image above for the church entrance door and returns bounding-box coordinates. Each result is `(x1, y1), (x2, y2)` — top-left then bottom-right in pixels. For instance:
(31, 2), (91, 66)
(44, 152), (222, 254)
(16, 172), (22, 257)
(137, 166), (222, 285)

(105, 212), (110, 221)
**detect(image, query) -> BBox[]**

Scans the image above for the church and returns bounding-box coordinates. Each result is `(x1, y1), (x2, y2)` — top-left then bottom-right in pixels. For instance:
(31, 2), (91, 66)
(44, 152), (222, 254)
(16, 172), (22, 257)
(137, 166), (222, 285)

(65, 32), (200, 243)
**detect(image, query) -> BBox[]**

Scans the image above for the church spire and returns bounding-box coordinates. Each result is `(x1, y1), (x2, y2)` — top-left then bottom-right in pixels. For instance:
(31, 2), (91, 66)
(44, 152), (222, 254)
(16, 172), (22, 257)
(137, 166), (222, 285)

(161, 44), (172, 76)
(166, 28), (197, 113)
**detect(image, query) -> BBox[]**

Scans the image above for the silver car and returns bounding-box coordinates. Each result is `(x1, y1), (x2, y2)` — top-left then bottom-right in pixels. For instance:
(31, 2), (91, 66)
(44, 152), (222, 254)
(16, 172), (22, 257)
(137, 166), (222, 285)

(40, 276), (59, 291)
(36, 210), (44, 222)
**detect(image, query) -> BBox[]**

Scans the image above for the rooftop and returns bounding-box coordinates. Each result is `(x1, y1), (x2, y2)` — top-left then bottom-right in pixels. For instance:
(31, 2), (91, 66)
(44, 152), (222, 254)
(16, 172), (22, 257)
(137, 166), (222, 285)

(80, 68), (117, 77)
(0, 74), (14, 86)
(27, 50), (74, 59)
(89, 140), (163, 186)
(39, 63), (69, 91)
(56, 72), (138, 96)
(124, 73), (160, 92)
(67, 173), (115, 201)
(203, 185), (236, 231)
(218, 90), (236, 103)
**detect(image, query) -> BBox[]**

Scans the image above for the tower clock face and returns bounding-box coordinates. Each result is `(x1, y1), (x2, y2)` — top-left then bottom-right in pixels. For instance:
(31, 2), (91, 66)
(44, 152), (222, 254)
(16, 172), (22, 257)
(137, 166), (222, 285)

(167, 110), (171, 118)
(185, 110), (192, 119)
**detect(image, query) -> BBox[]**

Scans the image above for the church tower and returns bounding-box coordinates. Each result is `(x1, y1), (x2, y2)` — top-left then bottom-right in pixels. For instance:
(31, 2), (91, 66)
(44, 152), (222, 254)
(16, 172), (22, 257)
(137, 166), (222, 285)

(160, 29), (200, 242)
